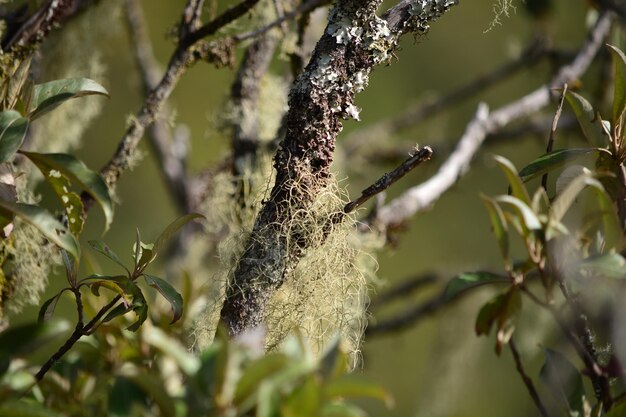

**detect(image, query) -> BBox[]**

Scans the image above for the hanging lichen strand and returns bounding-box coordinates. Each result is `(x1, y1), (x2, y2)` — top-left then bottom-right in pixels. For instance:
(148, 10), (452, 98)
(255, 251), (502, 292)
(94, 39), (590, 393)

(219, 0), (459, 337)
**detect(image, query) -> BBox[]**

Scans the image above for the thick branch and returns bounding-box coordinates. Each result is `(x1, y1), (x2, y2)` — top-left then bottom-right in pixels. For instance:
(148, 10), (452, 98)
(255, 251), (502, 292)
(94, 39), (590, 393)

(219, 0), (460, 336)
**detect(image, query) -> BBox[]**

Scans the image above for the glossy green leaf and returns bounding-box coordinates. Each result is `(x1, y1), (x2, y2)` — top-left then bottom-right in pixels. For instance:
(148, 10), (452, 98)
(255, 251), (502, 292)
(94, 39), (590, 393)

(518, 148), (601, 183)
(494, 195), (542, 231)
(325, 376), (394, 408)
(143, 274), (183, 324)
(20, 151), (113, 232)
(101, 303), (132, 324)
(579, 253), (626, 279)
(494, 156), (531, 205)
(88, 240), (130, 275)
(152, 213), (204, 257)
(608, 45), (626, 124)
(0, 399), (63, 417)
(481, 195), (510, 266)
(539, 349), (584, 414)
(29, 78), (109, 120)
(564, 90), (604, 146)
(0, 111), (29, 163)
(0, 200), (80, 260)
(444, 272), (509, 301)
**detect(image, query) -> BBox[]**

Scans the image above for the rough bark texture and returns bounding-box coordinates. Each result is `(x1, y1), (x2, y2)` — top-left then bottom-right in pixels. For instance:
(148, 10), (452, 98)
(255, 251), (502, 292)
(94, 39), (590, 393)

(220, 0), (459, 335)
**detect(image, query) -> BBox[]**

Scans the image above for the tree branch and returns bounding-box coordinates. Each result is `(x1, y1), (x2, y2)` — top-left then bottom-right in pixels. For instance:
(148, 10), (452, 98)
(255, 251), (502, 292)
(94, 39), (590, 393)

(368, 12), (612, 231)
(509, 339), (549, 417)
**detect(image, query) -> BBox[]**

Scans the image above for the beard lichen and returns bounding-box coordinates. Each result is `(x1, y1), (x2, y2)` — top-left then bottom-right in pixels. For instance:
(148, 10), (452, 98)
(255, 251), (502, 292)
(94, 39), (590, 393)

(190, 155), (376, 366)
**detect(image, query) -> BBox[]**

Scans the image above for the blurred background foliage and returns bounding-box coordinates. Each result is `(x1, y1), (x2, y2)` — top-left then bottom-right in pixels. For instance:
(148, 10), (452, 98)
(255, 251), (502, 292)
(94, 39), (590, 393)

(1, 0), (622, 416)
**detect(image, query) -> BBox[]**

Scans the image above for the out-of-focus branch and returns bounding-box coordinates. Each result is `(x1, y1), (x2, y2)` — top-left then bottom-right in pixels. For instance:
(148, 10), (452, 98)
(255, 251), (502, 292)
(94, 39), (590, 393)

(367, 12), (612, 231)
(1, 0), (101, 53)
(124, 0), (192, 214)
(509, 339), (550, 417)
(368, 273), (438, 308)
(342, 38), (551, 154)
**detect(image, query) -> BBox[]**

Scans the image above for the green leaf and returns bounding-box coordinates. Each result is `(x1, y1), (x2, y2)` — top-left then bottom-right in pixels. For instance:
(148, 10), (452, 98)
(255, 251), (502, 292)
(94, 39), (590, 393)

(38, 288), (71, 322)
(142, 326), (201, 375)
(0, 111), (29, 163)
(518, 148), (601, 183)
(0, 200), (80, 260)
(118, 367), (176, 417)
(539, 349), (585, 414)
(578, 253), (626, 279)
(281, 376), (320, 417)
(564, 90), (604, 146)
(152, 213), (204, 257)
(29, 78), (109, 120)
(494, 156), (531, 205)
(494, 195), (542, 231)
(143, 274), (183, 324)
(234, 353), (290, 405)
(608, 44), (626, 125)
(0, 320), (71, 375)
(444, 272), (509, 301)
(481, 195), (510, 267)
(88, 240), (130, 275)
(0, 400), (63, 417)
(321, 403), (367, 417)
(126, 283), (148, 331)
(605, 400), (626, 417)
(325, 376), (394, 408)
(475, 289), (521, 355)
(20, 151), (114, 232)
(102, 303), (132, 324)
(550, 173), (606, 226)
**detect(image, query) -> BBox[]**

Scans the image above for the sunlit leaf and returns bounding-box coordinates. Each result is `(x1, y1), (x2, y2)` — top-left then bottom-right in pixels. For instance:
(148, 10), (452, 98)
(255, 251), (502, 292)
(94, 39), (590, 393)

(142, 326), (201, 375)
(494, 195), (542, 231)
(20, 151), (114, 232)
(88, 240), (130, 275)
(550, 173), (607, 226)
(0, 111), (29, 163)
(494, 156), (531, 205)
(608, 45), (626, 125)
(143, 274), (183, 324)
(0, 200), (80, 260)
(444, 272), (509, 301)
(564, 90), (604, 146)
(539, 349), (585, 414)
(29, 78), (109, 120)
(325, 376), (394, 408)
(320, 403), (367, 417)
(518, 148), (601, 183)
(481, 195), (510, 266)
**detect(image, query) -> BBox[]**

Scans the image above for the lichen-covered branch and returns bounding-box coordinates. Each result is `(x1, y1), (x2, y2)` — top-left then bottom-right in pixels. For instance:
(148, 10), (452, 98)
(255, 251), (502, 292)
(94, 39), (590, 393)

(219, 0), (460, 336)
(368, 12), (612, 231)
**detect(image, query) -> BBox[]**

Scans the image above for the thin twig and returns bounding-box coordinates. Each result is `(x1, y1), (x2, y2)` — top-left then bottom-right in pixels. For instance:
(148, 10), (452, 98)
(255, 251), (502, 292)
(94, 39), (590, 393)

(369, 273), (438, 308)
(541, 84), (567, 190)
(509, 339), (550, 417)
(368, 12), (612, 231)
(344, 146), (433, 213)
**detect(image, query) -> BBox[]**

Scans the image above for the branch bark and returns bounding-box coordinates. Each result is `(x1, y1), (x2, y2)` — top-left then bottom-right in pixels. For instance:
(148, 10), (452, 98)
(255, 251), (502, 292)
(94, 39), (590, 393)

(219, 0), (460, 335)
